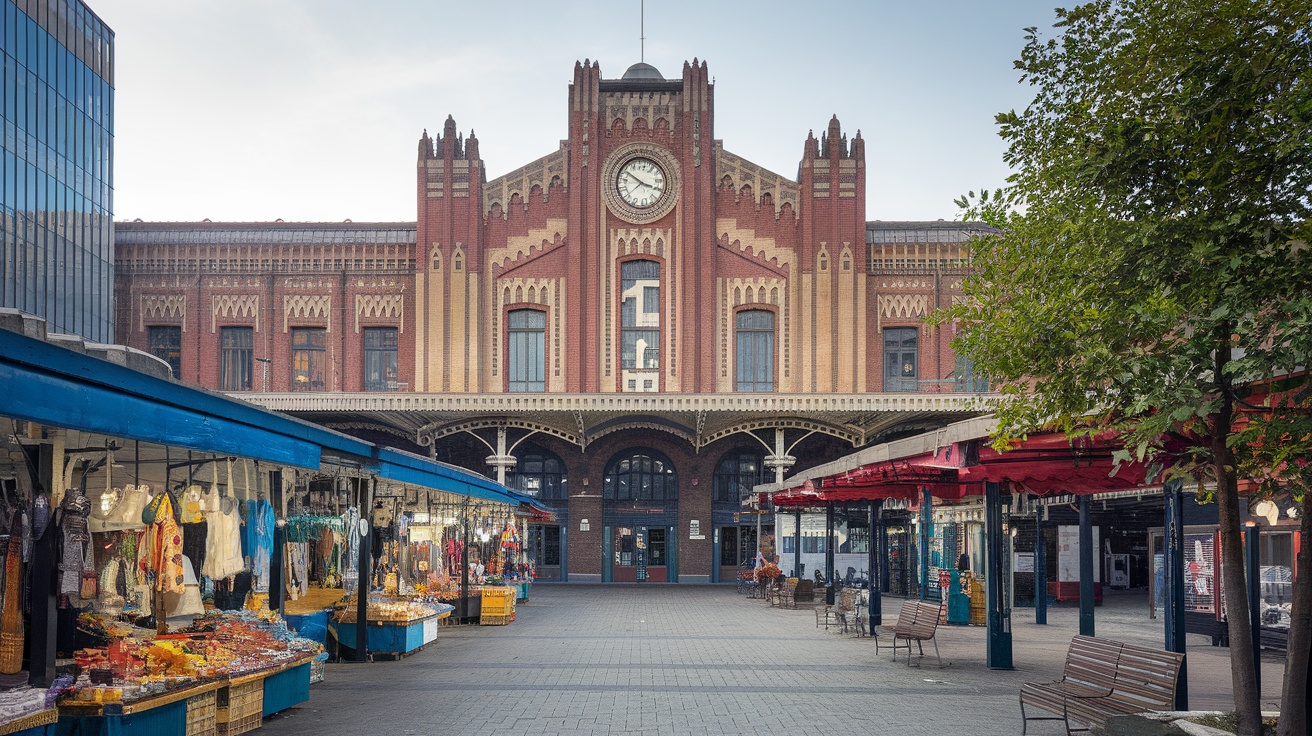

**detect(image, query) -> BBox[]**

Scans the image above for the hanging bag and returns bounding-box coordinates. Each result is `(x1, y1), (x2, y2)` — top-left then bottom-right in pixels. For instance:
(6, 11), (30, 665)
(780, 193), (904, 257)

(79, 541), (98, 600)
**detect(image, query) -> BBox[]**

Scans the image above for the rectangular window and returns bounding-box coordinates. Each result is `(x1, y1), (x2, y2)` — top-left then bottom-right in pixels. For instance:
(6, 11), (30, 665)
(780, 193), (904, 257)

(884, 327), (919, 392)
(539, 525), (561, 567)
(621, 261), (661, 386)
(290, 327), (327, 391)
(507, 309), (546, 392)
(219, 326), (253, 391)
(147, 325), (181, 378)
(954, 355), (991, 393)
(363, 327), (399, 391)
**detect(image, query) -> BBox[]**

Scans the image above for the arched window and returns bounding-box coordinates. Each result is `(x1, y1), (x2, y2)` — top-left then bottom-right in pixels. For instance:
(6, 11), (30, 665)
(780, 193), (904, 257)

(507, 309), (546, 392)
(712, 447), (766, 505)
(735, 310), (774, 392)
(603, 448), (677, 503)
(508, 443), (566, 501)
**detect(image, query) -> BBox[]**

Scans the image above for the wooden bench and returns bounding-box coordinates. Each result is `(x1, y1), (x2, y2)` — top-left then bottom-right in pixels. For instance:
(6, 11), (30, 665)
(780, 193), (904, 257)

(770, 578), (799, 608)
(1019, 635), (1184, 734)
(881, 600), (944, 667)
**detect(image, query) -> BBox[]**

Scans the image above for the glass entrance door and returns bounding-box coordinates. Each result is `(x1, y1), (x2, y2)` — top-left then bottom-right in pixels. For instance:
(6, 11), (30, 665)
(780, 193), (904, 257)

(609, 526), (669, 583)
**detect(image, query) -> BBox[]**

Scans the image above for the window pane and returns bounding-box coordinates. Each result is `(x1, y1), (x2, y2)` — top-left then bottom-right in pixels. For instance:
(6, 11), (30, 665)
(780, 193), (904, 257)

(884, 327), (918, 392)
(219, 326), (253, 391)
(364, 326), (399, 391)
(291, 327), (326, 391)
(508, 309), (546, 392)
(147, 325), (182, 378)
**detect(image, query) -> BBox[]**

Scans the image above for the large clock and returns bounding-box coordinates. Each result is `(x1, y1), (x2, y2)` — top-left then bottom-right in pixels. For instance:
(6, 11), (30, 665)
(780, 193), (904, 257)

(602, 144), (680, 224)
(617, 157), (666, 209)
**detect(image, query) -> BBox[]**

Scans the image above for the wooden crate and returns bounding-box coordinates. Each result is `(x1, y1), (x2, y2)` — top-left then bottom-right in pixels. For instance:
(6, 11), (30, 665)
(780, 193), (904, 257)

(186, 689), (218, 736)
(217, 679), (263, 724)
(217, 711), (261, 736)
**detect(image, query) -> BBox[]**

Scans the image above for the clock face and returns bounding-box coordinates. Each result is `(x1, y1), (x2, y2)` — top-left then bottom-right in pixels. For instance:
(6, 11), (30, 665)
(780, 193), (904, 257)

(616, 157), (667, 209)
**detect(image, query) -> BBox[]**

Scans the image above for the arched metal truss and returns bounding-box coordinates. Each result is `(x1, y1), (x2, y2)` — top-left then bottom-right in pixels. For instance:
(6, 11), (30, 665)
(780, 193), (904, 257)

(416, 417), (580, 448)
(697, 417), (862, 450)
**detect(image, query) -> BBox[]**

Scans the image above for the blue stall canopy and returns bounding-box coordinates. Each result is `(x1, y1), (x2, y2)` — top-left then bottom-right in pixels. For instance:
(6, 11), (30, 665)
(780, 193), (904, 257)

(0, 320), (542, 509)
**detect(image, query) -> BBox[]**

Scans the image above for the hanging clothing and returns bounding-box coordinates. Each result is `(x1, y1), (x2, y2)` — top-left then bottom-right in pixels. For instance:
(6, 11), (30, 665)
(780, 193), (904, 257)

(245, 499), (275, 593)
(0, 515), (25, 674)
(203, 489), (244, 581)
(58, 491), (92, 598)
(139, 493), (185, 594)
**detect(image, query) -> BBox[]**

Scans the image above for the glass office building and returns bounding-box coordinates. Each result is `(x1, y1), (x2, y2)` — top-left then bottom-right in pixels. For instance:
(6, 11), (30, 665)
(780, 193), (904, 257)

(1, 0), (113, 342)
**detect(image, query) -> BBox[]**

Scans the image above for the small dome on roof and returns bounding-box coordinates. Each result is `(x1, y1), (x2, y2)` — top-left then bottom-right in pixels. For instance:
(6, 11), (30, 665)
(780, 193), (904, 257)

(622, 62), (664, 80)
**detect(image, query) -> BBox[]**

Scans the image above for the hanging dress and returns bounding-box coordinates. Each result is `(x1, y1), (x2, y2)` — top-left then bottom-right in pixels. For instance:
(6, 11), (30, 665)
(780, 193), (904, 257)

(246, 499), (275, 593)
(179, 484), (208, 576)
(139, 493), (185, 594)
(0, 515), (24, 674)
(58, 491), (92, 598)
(203, 487), (244, 582)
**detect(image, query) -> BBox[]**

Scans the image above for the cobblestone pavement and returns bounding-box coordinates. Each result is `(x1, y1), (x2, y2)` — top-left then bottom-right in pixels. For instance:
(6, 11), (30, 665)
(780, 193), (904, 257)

(262, 585), (1287, 736)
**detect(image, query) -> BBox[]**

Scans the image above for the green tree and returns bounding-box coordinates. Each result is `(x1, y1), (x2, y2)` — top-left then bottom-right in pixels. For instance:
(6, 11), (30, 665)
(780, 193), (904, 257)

(941, 2), (1312, 733)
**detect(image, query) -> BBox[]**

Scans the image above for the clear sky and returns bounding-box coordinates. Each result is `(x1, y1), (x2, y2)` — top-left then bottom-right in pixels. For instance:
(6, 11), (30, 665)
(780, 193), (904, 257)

(94, 0), (1062, 224)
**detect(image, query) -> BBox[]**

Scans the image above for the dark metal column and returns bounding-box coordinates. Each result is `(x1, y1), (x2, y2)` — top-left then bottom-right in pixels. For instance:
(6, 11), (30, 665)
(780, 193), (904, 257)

(1078, 493), (1095, 637)
(880, 515), (890, 594)
(825, 504), (836, 605)
(793, 509), (802, 578)
(354, 477), (371, 662)
(1245, 523), (1261, 696)
(985, 481), (1013, 669)
(869, 500), (882, 626)
(919, 487), (932, 601)
(268, 469), (286, 617)
(1035, 504), (1047, 625)
(1163, 479), (1189, 709)
(26, 443), (57, 687)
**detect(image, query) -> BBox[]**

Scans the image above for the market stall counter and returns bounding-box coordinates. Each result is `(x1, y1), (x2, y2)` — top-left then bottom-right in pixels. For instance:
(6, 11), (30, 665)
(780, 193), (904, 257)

(329, 598), (454, 660)
(0, 708), (58, 736)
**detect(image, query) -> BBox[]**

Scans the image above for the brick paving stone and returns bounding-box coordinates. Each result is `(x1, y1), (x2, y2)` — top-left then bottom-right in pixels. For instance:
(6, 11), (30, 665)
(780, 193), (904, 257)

(260, 585), (1286, 736)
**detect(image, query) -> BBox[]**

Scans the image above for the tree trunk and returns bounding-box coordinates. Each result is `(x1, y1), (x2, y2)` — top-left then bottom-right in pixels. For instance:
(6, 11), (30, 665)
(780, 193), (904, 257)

(1276, 497), (1311, 736)
(1214, 342), (1262, 736)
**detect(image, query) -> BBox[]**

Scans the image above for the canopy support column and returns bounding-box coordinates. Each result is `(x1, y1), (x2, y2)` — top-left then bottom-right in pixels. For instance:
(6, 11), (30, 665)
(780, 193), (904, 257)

(825, 503), (836, 605)
(1079, 493), (1095, 637)
(985, 481), (1013, 669)
(919, 487), (931, 601)
(269, 469), (286, 617)
(27, 440), (58, 687)
(355, 476), (371, 662)
(764, 429), (794, 569)
(793, 509), (802, 578)
(1164, 479), (1189, 709)
(1245, 522), (1261, 696)
(1035, 503), (1047, 625)
(869, 500), (882, 626)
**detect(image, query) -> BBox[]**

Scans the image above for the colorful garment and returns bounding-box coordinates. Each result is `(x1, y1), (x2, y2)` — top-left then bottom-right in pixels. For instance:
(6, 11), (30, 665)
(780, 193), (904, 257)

(245, 499), (275, 593)
(139, 493), (185, 593)
(203, 490), (244, 581)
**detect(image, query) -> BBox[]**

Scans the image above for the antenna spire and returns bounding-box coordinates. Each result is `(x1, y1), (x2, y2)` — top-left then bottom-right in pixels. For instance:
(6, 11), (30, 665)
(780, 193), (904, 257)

(640, 0), (645, 63)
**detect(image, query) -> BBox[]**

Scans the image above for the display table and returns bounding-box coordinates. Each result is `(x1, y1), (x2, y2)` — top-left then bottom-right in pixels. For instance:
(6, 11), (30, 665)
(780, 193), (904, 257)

(0, 708), (58, 736)
(56, 679), (222, 736)
(329, 604), (453, 659)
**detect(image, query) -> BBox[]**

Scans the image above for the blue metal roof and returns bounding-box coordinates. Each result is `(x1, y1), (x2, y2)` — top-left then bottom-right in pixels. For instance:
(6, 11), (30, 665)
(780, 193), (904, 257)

(0, 327), (541, 509)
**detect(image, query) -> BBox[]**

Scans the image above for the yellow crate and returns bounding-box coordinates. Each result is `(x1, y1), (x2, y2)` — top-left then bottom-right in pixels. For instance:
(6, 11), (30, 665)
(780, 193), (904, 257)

(216, 680), (263, 723)
(186, 690), (218, 736)
(217, 711), (261, 736)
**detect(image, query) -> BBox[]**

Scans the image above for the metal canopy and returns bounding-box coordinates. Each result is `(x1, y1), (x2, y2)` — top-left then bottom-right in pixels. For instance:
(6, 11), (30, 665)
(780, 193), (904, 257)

(247, 392), (991, 452)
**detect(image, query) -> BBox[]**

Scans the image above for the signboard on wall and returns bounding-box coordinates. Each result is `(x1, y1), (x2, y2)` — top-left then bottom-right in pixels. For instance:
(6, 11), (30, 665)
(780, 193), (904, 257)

(689, 519), (704, 540)
(1057, 525), (1101, 583)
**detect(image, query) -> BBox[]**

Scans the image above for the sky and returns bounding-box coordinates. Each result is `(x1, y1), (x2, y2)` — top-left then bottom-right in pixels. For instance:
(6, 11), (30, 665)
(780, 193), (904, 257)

(93, 0), (1064, 224)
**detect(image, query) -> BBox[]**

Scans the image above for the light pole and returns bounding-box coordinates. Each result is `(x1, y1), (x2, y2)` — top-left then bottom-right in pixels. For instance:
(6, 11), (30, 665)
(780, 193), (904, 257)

(255, 357), (271, 392)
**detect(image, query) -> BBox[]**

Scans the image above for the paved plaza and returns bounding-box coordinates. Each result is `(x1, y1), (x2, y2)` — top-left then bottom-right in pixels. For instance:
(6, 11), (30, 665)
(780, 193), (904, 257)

(263, 585), (1287, 735)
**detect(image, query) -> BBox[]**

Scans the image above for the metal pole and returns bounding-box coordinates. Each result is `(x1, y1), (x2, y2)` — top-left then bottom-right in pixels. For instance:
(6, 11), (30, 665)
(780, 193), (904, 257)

(793, 508), (802, 578)
(1078, 493), (1095, 637)
(825, 503), (836, 605)
(355, 477), (370, 662)
(985, 481), (1013, 669)
(880, 516), (890, 594)
(1245, 523), (1261, 696)
(919, 487), (932, 601)
(1164, 479), (1189, 709)
(869, 500), (882, 627)
(461, 497), (472, 620)
(1035, 504), (1047, 625)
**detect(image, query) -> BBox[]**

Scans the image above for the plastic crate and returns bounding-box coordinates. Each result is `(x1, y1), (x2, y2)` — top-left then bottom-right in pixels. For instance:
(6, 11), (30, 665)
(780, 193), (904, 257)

(217, 711), (262, 736)
(217, 680), (264, 723)
(186, 690), (218, 736)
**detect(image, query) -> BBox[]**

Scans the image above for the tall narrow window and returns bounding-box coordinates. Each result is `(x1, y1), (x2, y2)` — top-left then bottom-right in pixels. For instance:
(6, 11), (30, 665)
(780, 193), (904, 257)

(620, 260), (660, 391)
(507, 309), (546, 392)
(603, 448), (677, 503)
(735, 310), (774, 392)
(290, 327), (327, 392)
(884, 327), (918, 392)
(219, 327), (253, 391)
(147, 325), (182, 378)
(713, 447), (766, 505)
(508, 444), (566, 500)
(363, 327), (399, 391)
(954, 355), (990, 393)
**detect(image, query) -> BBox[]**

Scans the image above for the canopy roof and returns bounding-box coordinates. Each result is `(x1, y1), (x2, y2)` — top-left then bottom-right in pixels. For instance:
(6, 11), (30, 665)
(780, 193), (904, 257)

(764, 417), (1161, 507)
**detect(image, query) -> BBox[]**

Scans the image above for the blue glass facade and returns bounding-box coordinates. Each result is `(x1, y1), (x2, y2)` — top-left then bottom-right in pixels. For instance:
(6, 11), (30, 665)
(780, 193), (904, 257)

(1, 0), (112, 341)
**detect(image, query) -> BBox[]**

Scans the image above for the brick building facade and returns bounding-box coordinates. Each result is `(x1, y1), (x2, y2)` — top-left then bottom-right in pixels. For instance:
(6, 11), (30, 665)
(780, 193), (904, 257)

(114, 59), (993, 583)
